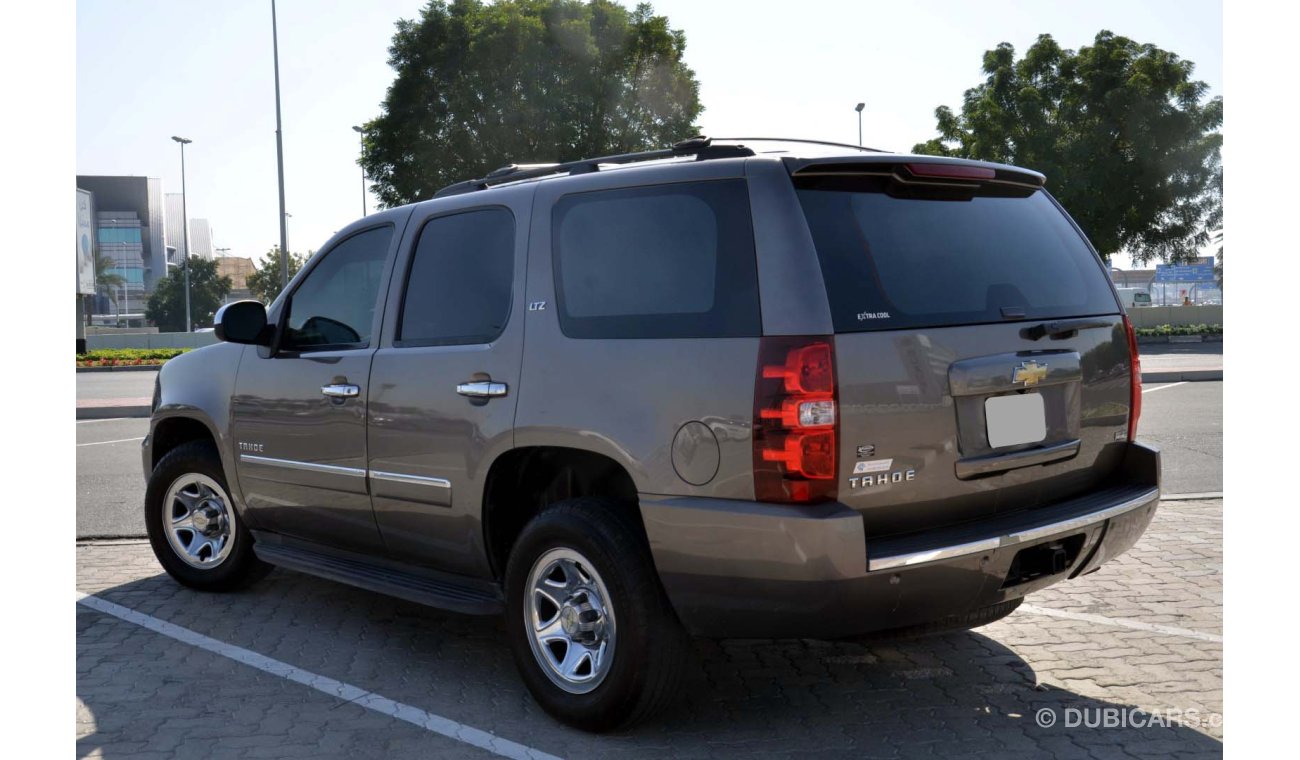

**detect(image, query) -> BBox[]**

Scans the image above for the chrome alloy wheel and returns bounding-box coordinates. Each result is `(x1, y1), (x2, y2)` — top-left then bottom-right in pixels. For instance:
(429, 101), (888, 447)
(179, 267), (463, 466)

(524, 547), (617, 694)
(162, 473), (236, 569)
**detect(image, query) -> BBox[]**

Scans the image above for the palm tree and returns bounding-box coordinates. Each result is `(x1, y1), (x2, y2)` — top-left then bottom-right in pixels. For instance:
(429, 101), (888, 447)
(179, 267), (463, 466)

(93, 249), (126, 315)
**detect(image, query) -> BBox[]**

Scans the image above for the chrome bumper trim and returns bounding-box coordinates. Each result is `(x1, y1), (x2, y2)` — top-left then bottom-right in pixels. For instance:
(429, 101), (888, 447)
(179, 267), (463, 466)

(866, 486), (1160, 572)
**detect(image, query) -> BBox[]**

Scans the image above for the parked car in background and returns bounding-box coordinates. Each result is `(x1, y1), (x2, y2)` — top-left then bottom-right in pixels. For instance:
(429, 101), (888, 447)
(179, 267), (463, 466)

(1116, 287), (1153, 308)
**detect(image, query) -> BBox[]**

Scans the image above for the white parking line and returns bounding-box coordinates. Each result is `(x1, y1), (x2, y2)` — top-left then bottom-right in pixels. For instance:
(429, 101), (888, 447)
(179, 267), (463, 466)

(1142, 381), (1188, 394)
(77, 437), (144, 447)
(1020, 604), (1222, 643)
(75, 417), (133, 424)
(75, 591), (561, 760)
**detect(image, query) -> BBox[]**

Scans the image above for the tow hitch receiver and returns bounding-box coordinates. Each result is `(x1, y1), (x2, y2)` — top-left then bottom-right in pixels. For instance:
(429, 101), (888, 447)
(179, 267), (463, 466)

(1002, 534), (1086, 588)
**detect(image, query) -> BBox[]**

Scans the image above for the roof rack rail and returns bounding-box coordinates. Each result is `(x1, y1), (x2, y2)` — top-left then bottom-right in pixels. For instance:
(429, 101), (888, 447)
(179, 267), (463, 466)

(433, 136), (755, 197)
(711, 137), (888, 154)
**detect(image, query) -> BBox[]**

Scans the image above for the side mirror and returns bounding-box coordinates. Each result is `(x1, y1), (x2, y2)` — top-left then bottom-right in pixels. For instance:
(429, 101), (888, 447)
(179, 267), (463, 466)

(214, 301), (270, 345)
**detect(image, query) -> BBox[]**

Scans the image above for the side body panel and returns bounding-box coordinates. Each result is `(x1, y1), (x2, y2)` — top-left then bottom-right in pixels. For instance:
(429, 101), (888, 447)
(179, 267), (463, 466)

(514, 158), (762, 499)
(366, 186), (535, 577)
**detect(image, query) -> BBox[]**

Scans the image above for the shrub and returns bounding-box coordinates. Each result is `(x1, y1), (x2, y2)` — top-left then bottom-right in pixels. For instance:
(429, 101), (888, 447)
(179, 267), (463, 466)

(76, 348), (192, 367)
(1134, 324), (1222, 338)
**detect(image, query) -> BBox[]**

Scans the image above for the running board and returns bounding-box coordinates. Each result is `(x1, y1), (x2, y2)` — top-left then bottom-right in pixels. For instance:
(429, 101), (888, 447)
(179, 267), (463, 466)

(252, 538), (503, 615)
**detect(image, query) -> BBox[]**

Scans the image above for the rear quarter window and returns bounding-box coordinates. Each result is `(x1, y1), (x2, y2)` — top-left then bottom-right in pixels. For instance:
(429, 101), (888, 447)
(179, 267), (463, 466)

(551, 180), (761, 339)
(795, 185), (1119, 332)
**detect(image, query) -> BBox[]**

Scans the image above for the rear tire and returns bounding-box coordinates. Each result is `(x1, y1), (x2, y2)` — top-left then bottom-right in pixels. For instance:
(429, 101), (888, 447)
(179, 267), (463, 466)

(504, 498), (690, 732)
(145, 440), (270, 591)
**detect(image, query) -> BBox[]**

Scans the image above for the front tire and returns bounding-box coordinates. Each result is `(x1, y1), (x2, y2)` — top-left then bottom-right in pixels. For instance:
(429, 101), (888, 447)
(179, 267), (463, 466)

(504, 498), (690, 732)
(145, 440), (270, 591)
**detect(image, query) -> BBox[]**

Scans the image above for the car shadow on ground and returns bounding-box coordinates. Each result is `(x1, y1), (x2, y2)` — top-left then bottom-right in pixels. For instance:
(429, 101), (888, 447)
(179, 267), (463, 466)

(77, 567), (1222, 758)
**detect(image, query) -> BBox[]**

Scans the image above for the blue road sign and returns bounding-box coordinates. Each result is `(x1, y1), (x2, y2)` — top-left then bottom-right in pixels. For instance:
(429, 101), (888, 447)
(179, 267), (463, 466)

(1154, 262), (1216, 283)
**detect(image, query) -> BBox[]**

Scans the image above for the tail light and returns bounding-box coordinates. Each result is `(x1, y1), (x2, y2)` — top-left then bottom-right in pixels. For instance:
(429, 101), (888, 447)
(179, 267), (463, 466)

(1124, 315), (1142, 440)
(753, 337), (838, 503)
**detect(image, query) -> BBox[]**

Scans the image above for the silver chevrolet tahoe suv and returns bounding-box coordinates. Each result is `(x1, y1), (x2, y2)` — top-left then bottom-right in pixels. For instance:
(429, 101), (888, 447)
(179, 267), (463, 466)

(143, 137), (1160, 731)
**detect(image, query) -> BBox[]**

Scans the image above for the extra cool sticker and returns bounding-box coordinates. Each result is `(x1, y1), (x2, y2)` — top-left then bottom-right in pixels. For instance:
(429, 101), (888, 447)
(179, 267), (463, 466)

(853, 458), (893, 474)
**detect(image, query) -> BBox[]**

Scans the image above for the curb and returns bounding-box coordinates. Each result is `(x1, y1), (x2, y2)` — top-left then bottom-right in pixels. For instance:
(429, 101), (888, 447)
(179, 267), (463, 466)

(1141, 370), (1222, 383)
(76, 365), (163, 373)
(77, 405), (151, 420)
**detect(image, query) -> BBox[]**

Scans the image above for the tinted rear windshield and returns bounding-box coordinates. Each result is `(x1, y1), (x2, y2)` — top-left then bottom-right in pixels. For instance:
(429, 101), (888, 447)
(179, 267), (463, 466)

(795, 183), (1119, 332)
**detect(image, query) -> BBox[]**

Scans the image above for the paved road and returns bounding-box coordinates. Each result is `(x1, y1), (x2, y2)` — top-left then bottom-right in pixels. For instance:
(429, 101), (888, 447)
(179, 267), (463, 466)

(77, 418), (149, 538)
(77, 370), (158, 401)
(76, 381), (1222, 539)
(76, 499), (1223, 758)
(1137, 381), (1222, 495)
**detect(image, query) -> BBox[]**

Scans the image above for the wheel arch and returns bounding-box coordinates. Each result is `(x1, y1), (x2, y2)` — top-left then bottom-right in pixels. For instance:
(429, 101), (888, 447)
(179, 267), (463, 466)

(481, 446), (642, 580)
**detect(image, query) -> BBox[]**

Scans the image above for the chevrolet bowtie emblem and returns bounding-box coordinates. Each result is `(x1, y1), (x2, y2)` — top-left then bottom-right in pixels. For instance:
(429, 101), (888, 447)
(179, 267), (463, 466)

(1012, 360), (1049, 387)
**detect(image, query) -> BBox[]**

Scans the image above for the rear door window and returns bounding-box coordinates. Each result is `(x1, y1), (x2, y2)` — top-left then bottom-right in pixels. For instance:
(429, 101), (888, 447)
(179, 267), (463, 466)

(795, 185), (1119, 332)
(552, 180), (760, 339)
(397, 208), (515, 346)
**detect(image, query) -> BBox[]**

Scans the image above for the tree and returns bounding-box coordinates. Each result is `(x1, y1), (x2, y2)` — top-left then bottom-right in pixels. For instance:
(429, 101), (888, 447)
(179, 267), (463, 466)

(246, 248), (307, 305)
(913, 31), (1222, 265)
(145, 256), (232, 332)
(360, 0), (703, 206)
(93, 249), (126, 309)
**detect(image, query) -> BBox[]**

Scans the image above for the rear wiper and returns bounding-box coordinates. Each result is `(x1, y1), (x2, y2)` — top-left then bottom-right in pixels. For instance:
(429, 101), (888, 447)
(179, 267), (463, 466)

(1023, 318), (1113, 340)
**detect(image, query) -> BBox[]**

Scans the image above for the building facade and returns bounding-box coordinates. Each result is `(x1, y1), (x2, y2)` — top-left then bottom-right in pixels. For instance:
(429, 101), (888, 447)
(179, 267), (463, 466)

(76, 176), (167, 325)
(216, 256), (256, 301)
(164, 192), (187, 263)
(190, 219), (214, 259)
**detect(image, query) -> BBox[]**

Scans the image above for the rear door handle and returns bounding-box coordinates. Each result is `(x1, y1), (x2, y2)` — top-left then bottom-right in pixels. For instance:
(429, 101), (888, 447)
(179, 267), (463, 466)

(456, 381), (508, 398)
(321, 383), (361, 399)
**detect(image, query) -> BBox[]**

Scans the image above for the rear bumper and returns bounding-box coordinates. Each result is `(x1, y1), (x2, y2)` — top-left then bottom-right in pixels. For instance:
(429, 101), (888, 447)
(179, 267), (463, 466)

(641, 442), (1160, 638)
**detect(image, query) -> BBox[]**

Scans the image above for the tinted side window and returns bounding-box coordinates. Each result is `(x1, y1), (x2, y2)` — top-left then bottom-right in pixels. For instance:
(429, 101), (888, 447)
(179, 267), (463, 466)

(552, 180), (760, 339)
(397, 208), (515, 346)
(283, 226), (392, 350)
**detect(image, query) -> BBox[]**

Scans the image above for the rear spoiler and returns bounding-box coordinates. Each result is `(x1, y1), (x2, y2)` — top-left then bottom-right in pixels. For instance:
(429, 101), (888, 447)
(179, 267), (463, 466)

(783, 156), (1046, 193)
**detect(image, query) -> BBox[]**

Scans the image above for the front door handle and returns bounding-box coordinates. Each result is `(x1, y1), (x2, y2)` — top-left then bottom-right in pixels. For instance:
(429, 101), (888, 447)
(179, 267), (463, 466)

(456, 381), (508, 398)
(321, 383), (361, 399)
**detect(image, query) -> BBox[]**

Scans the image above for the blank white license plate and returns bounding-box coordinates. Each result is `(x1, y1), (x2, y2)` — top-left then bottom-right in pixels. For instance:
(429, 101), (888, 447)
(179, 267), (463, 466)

(985, 393), (1047, 448)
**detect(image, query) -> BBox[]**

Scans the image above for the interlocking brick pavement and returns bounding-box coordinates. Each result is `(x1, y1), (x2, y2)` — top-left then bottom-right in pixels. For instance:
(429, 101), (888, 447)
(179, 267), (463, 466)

(76, 500), (1223, 759)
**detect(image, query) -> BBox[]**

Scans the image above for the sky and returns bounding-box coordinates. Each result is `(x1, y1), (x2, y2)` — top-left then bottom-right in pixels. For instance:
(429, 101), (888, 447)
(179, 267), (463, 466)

(76, 0), (1222, 269)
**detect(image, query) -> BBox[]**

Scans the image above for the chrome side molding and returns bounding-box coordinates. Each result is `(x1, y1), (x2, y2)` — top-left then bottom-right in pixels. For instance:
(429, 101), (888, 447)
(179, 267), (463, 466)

(369, 470), (451, 489)
(239, 455), (450, 490)
(239, 454), (367, 478)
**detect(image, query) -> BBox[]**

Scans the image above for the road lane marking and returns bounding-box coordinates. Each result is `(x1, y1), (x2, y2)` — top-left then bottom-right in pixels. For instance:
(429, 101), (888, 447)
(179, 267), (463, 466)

(75, 418), (134, 424)
(75, 591), (561, 760)
(1020, 604), (1221, 643)
(77, 437), (144, 447)
(1142, 381), (1188, 394)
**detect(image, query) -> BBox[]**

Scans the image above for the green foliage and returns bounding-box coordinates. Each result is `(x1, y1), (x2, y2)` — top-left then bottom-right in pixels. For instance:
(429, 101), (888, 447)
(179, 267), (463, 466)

(361, 0), (703, 206)
(246, 248), (307, 305)
(913, 31), (1222, 265)
(93, 250), (126, 301)
(144, 256), (232, 332)
(1135, 323), (1221, 337)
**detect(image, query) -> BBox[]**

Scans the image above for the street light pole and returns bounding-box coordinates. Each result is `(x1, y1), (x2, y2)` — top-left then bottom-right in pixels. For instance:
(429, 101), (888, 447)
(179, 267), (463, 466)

(272, 0), (289, 290)
(854, 102), (865, 147)
(171, 136), (194, 332)
(352, 125), (367, 216)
